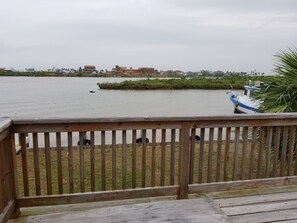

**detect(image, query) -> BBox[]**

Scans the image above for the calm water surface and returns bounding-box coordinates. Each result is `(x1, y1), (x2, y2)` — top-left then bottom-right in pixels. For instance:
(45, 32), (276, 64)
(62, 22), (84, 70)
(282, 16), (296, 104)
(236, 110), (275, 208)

(0, 76), (235, 119)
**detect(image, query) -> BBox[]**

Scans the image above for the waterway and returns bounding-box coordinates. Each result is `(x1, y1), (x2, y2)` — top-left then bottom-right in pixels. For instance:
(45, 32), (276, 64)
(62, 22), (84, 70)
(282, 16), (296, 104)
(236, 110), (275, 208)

(0, 76), (238, 146)
(0, 76), (235, 119)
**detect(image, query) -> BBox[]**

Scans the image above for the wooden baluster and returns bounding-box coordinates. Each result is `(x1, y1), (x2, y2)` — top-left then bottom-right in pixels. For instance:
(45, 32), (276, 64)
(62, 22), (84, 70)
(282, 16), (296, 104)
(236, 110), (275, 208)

(44, 132), (52, 195)
(132, 130), (136, 188)
(287, 126), (295, 176)
(32, 133), (41, 195)
(151, 129), (156, 187)
(101, 131), (106, 191)
(280, 127), (288, 177)
(56, 132), (63, 194)
(67, 132), (74, 193)
(122, 130), (127, 189)
(20, 133), (29, 196)
(273, 127), (281, 177)
(141, 130), (147, 188)
(241, 127), (248, 180)
(170, 129), (176, 185)
(207, 128), (214, 183)
(90, 131), (95, 192)
(224, 127), (231, 181)
(257, 127), (265, 178)
(198, 128), (205, 183)
(79, 132), (85, 193)
(233, 127), (240, 181)
(160, 129), (166, 186)
(189, 128), (196, 184)
(249, 127), (257, 179)
(216, 127), (223, 182)
(112, 130), (117, 190)
(265, 127), (273, 178)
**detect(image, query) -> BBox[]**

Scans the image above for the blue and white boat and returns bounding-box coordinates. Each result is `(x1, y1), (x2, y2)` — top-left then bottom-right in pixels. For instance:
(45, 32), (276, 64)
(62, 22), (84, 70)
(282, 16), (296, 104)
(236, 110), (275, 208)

(228, 82), (263, 114)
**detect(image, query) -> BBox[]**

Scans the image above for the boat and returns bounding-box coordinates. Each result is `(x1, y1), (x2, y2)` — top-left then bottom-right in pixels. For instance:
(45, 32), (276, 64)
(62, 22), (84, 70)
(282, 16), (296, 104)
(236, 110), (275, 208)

(228, 81), (263, 114)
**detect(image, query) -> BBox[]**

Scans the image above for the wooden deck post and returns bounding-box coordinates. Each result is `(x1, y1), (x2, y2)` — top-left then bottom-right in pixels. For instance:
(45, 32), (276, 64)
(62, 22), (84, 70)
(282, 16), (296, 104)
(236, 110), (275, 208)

(0, 121), (20, 222)
(177, 122), (190, 199)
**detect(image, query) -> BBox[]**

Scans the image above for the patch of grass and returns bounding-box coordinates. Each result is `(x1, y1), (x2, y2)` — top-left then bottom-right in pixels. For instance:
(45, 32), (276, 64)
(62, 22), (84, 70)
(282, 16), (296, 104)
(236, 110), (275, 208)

(15, 139), (285, 197)
(98, 76), (281, 90)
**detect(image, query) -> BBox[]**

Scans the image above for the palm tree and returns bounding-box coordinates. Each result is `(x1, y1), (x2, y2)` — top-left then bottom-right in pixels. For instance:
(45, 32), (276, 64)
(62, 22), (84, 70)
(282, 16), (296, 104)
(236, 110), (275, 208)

(255, 47), (297, 160)
(257, 47), (297, 113)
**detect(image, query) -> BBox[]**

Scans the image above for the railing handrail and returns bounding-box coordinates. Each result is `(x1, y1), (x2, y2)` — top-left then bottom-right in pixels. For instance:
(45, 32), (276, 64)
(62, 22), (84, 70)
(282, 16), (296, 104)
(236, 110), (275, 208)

(10, 113), (297, 124)
(0, 118), (12, 134)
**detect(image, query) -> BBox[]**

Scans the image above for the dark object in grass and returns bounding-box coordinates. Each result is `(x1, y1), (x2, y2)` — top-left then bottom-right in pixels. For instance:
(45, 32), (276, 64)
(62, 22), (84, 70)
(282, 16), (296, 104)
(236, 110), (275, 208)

(136, 137), (149, 144)
(77, 139), (91, 145)
(189, 135), (200, 141)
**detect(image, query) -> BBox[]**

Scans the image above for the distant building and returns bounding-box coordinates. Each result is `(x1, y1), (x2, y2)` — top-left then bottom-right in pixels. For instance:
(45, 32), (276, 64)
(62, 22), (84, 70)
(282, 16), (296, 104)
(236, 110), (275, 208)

(84, 65), (96, 74)
(0, 67), (4, 72)
(113, 65), (155, 75)
(26, 68), (35, 72)
(139, 67), (155, 75)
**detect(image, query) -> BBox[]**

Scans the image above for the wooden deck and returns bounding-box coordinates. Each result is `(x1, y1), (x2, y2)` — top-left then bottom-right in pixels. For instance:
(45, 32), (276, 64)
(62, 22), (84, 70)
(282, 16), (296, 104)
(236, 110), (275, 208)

(8, 185), (297, 223)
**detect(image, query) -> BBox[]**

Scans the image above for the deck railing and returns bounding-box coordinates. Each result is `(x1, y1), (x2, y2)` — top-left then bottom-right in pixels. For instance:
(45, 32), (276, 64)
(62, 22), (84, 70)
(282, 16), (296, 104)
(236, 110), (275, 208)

(1, 114), (297, 222)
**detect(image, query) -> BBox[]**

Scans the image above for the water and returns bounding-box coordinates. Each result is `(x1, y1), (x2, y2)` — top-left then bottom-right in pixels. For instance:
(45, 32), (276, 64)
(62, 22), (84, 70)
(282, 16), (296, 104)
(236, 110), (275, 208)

(0, 76), (235, 119)
(0, 77), (237, 146)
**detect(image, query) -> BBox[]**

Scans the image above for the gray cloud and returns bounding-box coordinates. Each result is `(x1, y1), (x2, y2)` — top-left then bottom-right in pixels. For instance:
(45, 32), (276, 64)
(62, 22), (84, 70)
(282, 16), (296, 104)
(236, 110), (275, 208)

(0, 0), (296, 73)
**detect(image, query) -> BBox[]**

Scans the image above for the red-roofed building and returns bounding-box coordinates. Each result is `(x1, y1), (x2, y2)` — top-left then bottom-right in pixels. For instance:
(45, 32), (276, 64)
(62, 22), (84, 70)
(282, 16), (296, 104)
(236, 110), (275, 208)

(84, 65), (96, 74)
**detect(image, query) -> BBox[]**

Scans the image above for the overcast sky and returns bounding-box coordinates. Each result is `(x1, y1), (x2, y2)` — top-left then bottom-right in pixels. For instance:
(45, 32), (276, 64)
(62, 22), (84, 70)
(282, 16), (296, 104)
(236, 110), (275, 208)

(0, 0), (296, 74)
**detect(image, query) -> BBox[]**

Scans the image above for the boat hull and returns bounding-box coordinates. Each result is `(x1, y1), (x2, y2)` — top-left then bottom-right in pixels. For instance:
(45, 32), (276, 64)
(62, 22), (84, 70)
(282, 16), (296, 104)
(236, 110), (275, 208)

(228, 91), (261, 114)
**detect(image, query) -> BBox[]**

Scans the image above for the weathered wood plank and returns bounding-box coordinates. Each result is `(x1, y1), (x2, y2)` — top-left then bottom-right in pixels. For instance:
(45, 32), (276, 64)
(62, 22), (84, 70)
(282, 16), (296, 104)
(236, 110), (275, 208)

(32, 133), (41, 195)
(229, 209), (297, 223)
(170, 129), (175, 185)
(101, 131), (106, 191)
(257, 127), (265, 179)
(216, 127), (222, 182)
(79, 132), (85, 193)
(216, 191), (297, 207)
(122, 130), (127, 189)
(207, 128), (214, 183)
(12, 114), (297, 133)
(222, 199), (297, 216)
(178, 123), (190, 199)
(189, 128), (196, 184)
(90, 131), (95, 192)
(112, 130), (116, 190)
(249, 127), (257, 179)
(17, 186), (179, 207)
(0, 141), (4, 212)
(44, 132), (52, 195)
(20, 133), (29, 196)
(265, 126), (273, 178)
(240, 127), (248, 180)
(287, 126), (295, 176)
(151, 129), (156, 187)
(198, 128), (205, 183)
(160, 129), (166, 186)
(273, 126), (281, 177)
(132, 130), (136, 189)
(67, 132), (74, 193)
(141, 130), (147, 188)
(0, 200), (17, 223)
(189, 176), (297, 194)
(281, 126), (288, 177)
(224, 127), (231, 181)
(233, 127), (240, 181)
(56, 132), (63, 194)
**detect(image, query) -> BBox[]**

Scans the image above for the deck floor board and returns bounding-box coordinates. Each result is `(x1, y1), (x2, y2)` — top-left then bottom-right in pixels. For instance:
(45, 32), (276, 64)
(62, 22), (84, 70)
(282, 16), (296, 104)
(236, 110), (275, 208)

(7, 186), (297, 223)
